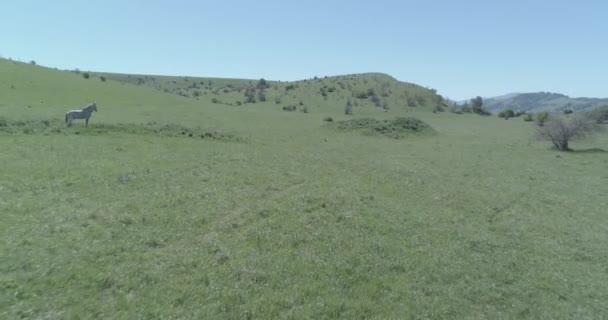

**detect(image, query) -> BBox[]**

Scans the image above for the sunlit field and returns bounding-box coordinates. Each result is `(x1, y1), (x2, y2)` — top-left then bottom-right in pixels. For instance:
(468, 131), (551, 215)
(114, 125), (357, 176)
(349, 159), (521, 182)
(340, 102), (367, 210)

(2, 59), (607, 319)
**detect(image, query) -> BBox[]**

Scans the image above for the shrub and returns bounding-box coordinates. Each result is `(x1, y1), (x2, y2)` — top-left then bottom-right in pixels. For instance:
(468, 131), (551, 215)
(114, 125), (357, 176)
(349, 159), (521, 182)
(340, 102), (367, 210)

(257, 91), (266, 102)
(274, 97), (281, 105)
(523, 113), (534, 122)
(407, 97), (417, 107)
(29, 60), (36, 65)
(244, 87), (256, 103)
(563, 109), (573, 114)
(283, 105), (297, 112)
(449, 106), (463, 114)
(345, 100), (354, 115)
(515, 110), (526, 117)
(323, 116), (334, 122)
(371, 94), (381, 107)
(301, 106), (309, 113)
(355, 92), (369, 99)
(498, 109), (515, 119)
(100, 76), (106, 82)
(537, 115), (601, 151)
(536, 112), (549, 126)
(433, 105), (444, 113)
(83, 73), (90, 79)
(211, 98), (219, 104)
(590, 105), (608, 123)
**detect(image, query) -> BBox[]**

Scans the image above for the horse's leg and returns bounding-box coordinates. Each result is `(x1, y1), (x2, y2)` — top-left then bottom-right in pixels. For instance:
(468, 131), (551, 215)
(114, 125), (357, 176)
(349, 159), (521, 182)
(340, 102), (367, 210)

(86, 117), (89, 127)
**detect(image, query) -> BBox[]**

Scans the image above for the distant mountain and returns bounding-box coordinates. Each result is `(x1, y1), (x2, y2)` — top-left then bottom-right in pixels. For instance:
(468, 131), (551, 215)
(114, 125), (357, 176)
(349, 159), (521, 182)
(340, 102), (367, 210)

(484, 92), (608, 112)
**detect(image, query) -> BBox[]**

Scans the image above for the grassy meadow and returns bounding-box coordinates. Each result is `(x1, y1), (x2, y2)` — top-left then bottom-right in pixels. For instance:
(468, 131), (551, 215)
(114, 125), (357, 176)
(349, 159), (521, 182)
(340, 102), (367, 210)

(1, 59), (608, 319)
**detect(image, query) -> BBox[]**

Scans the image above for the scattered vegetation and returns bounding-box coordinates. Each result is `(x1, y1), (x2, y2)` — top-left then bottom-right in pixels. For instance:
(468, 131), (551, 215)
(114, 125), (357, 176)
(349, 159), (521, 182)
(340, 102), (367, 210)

(497, 108), (515, 119)
(0, 118), (239, 141)
(335, 117), (434, 138)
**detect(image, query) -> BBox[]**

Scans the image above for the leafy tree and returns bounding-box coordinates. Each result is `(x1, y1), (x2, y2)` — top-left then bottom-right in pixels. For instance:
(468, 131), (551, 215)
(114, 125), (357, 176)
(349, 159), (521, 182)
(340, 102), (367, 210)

(470, 96), (490, 115)
(256, 78), (268, 90)
(536, 111), (549, 126)
(523, 113), (534, 122)
(498, 109), (515, 119)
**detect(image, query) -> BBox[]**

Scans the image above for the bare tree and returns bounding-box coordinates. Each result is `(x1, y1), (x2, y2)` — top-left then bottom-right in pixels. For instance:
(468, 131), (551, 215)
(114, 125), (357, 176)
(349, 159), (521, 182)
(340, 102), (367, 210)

(536, 115), (601, 151)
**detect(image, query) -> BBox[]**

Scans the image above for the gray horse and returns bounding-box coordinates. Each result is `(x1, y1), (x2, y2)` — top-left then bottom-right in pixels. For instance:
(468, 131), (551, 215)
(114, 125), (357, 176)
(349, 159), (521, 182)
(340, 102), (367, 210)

(65, 103), (97, 127)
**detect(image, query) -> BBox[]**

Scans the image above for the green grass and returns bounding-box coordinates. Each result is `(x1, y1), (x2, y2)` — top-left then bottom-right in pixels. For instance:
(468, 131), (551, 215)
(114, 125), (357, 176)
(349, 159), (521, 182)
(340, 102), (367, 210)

(2, 59), (608, 319)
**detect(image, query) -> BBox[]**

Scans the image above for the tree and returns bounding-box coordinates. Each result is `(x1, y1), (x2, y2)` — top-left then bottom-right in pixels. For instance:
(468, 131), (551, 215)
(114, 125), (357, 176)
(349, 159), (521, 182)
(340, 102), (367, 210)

(256, 78), (268, 90)
(244, 87), (256, 103)
(471, 96), (483, 110)
(257, 90), (266, 102)
(345, 99), (353, 115)
(470, 96), (491, 115)
(536, 115), (601, 151)
(536, 111), (549, 126)
(498, 109), (515, 119)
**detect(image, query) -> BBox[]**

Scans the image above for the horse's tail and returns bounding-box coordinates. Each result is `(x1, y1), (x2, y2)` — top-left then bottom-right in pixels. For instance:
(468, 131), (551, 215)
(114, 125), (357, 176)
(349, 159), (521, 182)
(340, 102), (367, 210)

(65, 113), (68, 123)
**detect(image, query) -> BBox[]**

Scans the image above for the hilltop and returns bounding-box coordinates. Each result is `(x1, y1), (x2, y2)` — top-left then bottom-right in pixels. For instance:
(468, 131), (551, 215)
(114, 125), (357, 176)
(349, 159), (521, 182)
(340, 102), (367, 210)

(1, 58), (448, 121)
(96, 71), (447, 112)
(484, 92), (608, 112)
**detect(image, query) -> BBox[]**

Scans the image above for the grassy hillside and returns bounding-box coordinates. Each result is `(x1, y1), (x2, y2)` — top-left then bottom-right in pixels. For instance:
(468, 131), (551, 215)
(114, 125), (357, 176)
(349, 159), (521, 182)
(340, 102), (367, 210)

(98, 71), (446, 112)
(485, 92), (608, 112)
(2, 60), (608, 319)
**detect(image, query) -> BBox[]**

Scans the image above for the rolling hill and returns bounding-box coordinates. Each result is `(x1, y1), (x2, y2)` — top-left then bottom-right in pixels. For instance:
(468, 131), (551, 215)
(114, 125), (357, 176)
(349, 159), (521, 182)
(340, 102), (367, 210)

(2, 58), (608, 319)
(484, 92), (608, 112)
(96, 71), (447, 112)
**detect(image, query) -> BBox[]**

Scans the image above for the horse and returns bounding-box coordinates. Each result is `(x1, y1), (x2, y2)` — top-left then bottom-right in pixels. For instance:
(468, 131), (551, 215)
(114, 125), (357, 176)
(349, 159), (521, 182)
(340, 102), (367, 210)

(65, 103), (97, 127)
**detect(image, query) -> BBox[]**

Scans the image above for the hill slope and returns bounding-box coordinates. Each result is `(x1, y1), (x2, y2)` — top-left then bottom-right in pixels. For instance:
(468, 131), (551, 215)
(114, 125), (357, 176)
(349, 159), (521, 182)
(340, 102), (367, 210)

(484, 92), (608, 112)
(98, 71), (447, 112)
(2, 58), (608, 319)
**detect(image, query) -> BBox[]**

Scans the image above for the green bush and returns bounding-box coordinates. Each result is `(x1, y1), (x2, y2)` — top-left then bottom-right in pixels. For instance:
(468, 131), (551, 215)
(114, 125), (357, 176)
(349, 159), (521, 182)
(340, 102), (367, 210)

(498, 109), (515, 119)
(523, 113), (534, 122)
(536, 112), (549, 126)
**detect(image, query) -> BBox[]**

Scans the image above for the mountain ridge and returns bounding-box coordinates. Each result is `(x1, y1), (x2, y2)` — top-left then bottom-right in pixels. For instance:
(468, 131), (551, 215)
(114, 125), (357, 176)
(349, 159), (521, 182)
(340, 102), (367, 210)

(484, 92), (608, 112)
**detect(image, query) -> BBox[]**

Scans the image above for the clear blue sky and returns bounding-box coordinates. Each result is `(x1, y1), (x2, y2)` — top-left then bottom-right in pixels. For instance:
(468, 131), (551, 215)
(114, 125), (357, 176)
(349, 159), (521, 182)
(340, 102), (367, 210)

(2, 0), (607, 100)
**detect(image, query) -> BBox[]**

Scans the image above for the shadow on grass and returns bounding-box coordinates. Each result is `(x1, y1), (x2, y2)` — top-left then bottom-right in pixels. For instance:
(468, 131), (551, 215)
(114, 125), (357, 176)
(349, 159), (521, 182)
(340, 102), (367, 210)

(573, 148), (608, 154)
